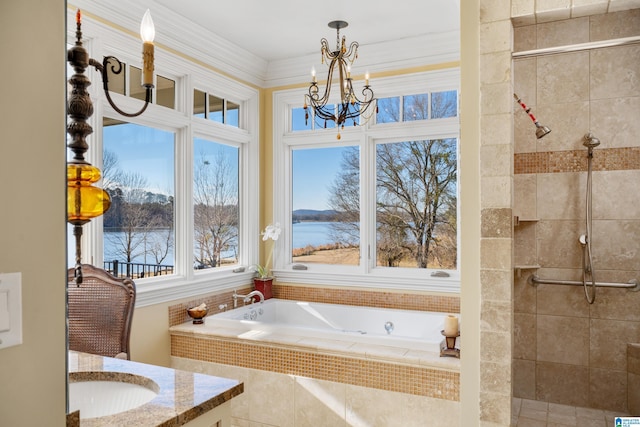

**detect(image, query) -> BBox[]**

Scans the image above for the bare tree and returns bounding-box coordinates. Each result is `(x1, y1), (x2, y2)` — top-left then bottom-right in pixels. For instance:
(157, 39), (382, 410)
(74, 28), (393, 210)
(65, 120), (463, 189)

(376, 138), (457, 268)
(193, 150), (238, 269)
(328, 146), (360, 246)
(328, 93), (458, 269)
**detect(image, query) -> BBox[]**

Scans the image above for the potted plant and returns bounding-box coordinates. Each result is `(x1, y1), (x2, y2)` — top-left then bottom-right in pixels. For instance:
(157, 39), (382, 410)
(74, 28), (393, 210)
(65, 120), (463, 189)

(250, 223), (281, 299)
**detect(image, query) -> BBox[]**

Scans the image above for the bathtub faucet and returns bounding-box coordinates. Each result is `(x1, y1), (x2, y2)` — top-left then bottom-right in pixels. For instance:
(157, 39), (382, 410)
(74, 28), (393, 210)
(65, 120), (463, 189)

(232, 290), (265, 308)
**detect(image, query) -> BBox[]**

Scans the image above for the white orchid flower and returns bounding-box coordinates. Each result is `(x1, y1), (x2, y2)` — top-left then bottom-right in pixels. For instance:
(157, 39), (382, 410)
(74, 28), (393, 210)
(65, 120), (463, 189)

(262, 222), (281, 241)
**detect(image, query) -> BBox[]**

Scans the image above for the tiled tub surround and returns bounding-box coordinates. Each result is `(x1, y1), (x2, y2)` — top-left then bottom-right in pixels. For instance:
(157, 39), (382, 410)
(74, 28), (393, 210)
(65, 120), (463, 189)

(512, 9), (640, 413)
(169, 289), (460, 426)
(67, 351), (243, 427)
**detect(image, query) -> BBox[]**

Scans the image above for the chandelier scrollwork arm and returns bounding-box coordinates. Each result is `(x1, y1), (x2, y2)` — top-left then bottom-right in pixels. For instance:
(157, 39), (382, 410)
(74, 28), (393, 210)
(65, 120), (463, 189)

(304, 20), (376, 139)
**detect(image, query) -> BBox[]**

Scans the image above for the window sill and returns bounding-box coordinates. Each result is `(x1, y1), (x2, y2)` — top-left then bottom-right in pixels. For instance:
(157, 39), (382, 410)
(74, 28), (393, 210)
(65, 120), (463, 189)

(134, 272), (254, 307)
(273, 269), (460, 294)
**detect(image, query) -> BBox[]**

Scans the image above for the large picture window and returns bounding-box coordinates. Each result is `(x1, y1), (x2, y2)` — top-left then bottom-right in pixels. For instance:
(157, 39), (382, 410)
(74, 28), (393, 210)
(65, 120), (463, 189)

(274, 69), (460, 290)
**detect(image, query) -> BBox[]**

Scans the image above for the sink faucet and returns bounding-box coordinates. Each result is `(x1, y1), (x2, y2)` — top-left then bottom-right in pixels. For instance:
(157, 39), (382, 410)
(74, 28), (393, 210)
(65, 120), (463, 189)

(232, 290), (265, 308)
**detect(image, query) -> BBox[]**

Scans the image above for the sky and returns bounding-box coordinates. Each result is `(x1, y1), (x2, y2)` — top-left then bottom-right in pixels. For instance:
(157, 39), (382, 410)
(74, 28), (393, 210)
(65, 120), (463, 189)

(102, 122), (343, 211)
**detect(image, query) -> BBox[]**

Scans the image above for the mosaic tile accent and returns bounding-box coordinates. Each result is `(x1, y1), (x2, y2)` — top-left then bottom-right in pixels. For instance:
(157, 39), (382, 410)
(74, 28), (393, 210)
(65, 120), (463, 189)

(272, 284), (460, 314)
(171, 334), (460, 401)
(515, 147), (640, 174)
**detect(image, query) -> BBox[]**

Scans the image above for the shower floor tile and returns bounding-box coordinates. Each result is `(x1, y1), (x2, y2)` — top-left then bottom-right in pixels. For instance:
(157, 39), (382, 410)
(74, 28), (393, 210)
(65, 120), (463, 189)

(513, 398), (633, 426)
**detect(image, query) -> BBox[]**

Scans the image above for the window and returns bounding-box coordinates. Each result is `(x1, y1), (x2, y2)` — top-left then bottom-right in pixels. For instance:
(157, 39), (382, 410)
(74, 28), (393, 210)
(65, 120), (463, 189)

(193, 89), (241, 127)
(66, 15), (259, 303)
(193, 139), (240, 270)
(104, 59), (176, 110)
(102, 119), (175, 278)
(274, 69), (460, 291)
(291, 146), (360, 266)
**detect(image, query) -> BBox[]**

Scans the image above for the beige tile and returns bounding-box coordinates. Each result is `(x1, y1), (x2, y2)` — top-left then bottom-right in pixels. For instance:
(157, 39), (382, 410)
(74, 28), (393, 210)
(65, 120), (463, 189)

(591, 97), (640, 150)
(537, 172), (584, 220)
(513, 58), (537, 104)
(482, 269), (514, 302)
(537, 315), (589, 365)
(609, 0), (640, 13)
(514, 221), (538, 267)
(481, 300), (512, 332)
(481, 176), (512, 208)
(590, 318), (640, 370)
(589, 367), (627, 412)
(536, 220), (583, 269)
(516, 417), (547, 427)
(534, 101), (590, 152)
(593, 170), (640, 220)
(481, 51), (512, 85)
(482, 144), (513, 178)
(536, 0), (572, 23)
(482, 208), (513, 238)
(536, 283), (589, 318)
(571, 0), (609, 17)
(480, 20), (512, 54)
(592, 219), (640, 272)
(480, 0), (511, 23)
(247, 369), (295, 427)
(590, 286), (640, 322)
(537, 16), (589, 49)
(590, 44), (640, 100)
(345, 385), (400, 427)
(537, 51), (590, 105)
(590, 9), (640, 40)
(479, 391), (512, 425)
(480, 330), (511, 364)
(400, 392), (460, 427)
(512, 359), (536, 399)
(514, 272), (537, 314)
(513, 25), (537, 52)
(629, 372), (640, 415)
(294, 377), (346, 427)
(514, 313), (537, 360)
(482, 82), (513, 116)
(480, 361), (511, 394)
(514, 174), (537, 219)
(481, 113), (512, 148)
(481, 238), (512, 270)
(536, 362), (589, 406)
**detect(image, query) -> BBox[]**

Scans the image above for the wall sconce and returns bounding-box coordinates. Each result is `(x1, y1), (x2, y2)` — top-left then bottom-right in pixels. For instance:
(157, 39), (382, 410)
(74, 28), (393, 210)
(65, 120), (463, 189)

(67, 9), (155, 283)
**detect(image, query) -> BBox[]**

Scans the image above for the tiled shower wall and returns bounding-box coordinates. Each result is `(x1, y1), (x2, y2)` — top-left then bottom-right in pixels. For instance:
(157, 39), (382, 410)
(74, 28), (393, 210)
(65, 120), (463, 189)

(512, 9), (640, 413)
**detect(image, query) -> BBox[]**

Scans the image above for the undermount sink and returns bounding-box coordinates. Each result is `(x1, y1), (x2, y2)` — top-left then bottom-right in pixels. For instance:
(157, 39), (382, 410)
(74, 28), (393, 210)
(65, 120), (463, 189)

(68, 372), (159, 419)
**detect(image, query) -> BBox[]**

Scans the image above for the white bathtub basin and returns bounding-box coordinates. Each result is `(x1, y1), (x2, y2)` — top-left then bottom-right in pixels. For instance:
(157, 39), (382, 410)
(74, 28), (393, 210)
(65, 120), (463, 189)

(69, 373), (159, 419)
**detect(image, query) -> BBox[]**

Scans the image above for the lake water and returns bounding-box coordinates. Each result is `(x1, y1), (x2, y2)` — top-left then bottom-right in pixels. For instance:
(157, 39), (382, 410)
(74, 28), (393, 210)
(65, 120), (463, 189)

(69, 221), (342, 267)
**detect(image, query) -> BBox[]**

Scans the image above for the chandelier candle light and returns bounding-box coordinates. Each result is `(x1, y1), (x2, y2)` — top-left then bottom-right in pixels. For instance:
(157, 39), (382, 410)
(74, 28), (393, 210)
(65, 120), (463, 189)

(304, 20), (377, 140)
(66, 9), (155, 283)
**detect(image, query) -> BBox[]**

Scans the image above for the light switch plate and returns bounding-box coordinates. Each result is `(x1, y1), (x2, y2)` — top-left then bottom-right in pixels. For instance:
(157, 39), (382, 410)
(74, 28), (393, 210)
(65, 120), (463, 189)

(0, 272), (22, 349)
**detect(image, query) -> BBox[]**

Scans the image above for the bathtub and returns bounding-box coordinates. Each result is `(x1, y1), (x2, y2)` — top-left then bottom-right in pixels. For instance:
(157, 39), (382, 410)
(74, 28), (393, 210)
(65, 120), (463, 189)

(201, 298), (459, 353)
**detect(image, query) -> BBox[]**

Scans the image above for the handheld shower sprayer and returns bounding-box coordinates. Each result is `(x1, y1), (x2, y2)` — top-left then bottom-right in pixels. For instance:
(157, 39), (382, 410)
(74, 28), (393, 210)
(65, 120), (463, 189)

(514, 93), (551, 139)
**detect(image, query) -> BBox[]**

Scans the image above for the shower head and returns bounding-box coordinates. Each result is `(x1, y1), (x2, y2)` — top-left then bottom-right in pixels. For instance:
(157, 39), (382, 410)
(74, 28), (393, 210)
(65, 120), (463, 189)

(535, 123), (552, 139)
(514, 94), (552, 139)
(583, 133), (600, 148)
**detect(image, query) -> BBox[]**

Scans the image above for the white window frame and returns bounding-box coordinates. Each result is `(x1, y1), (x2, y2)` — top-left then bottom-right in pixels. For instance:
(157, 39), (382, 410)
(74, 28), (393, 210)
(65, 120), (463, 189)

(272, 69), (461, 293)
(67, 12), (260, 306)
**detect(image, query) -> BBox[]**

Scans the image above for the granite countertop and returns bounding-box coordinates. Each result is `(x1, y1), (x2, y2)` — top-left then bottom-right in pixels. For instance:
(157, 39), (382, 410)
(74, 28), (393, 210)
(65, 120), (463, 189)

(67, 351), (243, 427)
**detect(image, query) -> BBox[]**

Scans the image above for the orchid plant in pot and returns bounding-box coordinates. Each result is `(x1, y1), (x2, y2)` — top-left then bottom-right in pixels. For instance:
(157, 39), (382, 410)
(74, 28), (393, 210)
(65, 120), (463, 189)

(250, 222), (281, 299)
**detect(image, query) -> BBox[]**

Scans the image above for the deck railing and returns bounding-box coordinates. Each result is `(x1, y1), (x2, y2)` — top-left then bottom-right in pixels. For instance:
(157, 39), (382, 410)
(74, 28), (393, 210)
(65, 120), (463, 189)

(104, 260), (174, 279)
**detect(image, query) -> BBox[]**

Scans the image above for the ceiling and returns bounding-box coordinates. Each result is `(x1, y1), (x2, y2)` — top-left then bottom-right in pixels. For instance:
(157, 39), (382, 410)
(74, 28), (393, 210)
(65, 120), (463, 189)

(152, 0), (460, 63)
(75, 0), (460, 86)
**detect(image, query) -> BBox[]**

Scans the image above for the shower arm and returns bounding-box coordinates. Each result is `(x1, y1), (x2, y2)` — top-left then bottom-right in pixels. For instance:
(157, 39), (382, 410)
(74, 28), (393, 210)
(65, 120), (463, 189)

(528, 275), (640, 292)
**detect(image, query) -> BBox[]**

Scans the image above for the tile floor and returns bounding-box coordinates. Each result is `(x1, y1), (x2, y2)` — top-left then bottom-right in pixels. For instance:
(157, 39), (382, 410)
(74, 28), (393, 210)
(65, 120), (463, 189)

(512, 398), (633, 427)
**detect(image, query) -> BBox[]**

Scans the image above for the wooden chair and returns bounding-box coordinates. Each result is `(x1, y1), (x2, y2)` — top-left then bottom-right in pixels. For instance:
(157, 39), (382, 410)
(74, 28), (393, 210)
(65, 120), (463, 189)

(67, 264), (136, 359)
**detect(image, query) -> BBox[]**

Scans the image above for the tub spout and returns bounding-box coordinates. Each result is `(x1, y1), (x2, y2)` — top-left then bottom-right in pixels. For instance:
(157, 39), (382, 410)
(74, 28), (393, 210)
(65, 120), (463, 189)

(244, 290), (264, 305)
(233, 289), (264, 308)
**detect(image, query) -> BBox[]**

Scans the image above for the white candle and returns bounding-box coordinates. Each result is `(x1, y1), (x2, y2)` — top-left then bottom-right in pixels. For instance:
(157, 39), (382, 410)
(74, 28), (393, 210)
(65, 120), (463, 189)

(444, 315), (458, 336)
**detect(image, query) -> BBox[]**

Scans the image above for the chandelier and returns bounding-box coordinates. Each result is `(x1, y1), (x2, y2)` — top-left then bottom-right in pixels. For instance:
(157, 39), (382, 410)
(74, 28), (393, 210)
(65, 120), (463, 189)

(304, 20), (376, 139)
